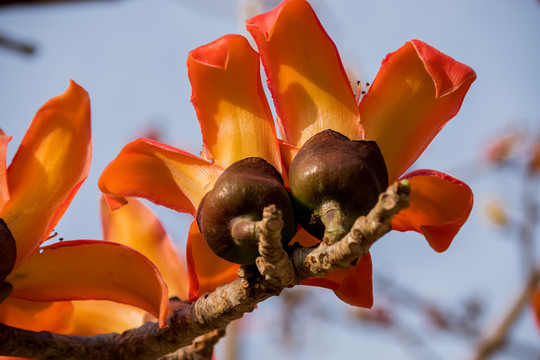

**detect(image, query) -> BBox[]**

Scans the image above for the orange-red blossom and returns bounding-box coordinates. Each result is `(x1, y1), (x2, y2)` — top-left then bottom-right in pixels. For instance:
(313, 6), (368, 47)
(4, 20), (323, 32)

(0, 82), (174, 334)
(99, 0), (476, 308)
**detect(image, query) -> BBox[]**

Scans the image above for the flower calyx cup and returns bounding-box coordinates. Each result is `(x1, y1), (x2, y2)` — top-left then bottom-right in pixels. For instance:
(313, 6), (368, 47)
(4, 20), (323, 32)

(196, 157), (296, 265)
(289, 129), (389, 244)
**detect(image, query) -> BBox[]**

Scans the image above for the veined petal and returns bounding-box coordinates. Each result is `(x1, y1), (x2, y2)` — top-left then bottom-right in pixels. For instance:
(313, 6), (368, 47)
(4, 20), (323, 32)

(6, 240), (169, 327)
(246, 0), (362, 148)
(0, 81), (91, 267)
(0, 297), (74, 333)
(359, 40), (476, 182)
(69, 300), (147, 336)
(188, 34), (282, 172)
(185, 221), (239, 301)
(0, 129), (11, 211)
(98, 138), (222, 216)
(301, 254), (373, 308)
(392, 169), (473, 252)
(100, 196), (189, 300)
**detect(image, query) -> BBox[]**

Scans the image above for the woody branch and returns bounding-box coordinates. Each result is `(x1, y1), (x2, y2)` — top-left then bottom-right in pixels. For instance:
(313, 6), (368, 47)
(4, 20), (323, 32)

(0, 180), (410, 360)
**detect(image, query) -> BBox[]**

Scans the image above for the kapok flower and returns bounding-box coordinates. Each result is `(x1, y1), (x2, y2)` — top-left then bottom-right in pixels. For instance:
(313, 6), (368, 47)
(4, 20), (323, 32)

(0, 193), (189, 337)
(244, 0), (475, 306)
(0, 81), (169, 331)
(98, 34), (285, 300)
(246, 0), (475, 254)
(99, 0), (475, 307)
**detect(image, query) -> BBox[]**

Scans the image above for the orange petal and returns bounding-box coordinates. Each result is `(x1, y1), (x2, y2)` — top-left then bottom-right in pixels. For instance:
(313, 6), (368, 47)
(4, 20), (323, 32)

(99, 138), (222, 216)
(392, 169), (473, 252)
(0, 297), (74, 333)
(278, 139), (298, 179)
(6, 240), (169, 328)
(69, 300), (147, 336)
(185, 221), (239, 301)
(301, 254), (373, 308)
(188, 34), (283, 172)
(0, 129), (11, 211)
(288, 227), (320, 247)
(0, 81), (92, 268)
(532, 287), (540, 333)
(359, 40), (476, 182)
(100, 196), (189, 300)
(246, 0), (362, 148)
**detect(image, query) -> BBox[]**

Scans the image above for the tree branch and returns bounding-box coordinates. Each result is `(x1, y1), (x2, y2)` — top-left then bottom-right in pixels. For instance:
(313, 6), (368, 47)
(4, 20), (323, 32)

(0, 180), (410, 360)
(469, 267), (540, 360)
(157, 328), (226, 360)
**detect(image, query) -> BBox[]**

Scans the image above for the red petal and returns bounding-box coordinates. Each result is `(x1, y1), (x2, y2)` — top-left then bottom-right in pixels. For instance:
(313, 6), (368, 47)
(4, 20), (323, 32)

(0, 129), (11, 211)
(246, 0), (362, 148)
(359, 40), (476, 182)
(302, 254), (373, 308)
(186, 221), (239, 301)
(98, 138), (222, 216)
(1, 81), (91, 267)
(6, 240), (169, 327)
(392, 169), (473, 252)
(188, 34), (283, 172)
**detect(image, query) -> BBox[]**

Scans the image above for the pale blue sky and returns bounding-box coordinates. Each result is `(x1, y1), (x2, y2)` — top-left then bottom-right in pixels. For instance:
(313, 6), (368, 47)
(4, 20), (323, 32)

(1, 1), (539, 359)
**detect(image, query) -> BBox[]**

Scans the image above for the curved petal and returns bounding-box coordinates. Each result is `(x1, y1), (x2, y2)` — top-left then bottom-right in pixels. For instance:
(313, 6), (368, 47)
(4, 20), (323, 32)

(69, 300), (147, 336)
(0, 297), (74, 333)
(0, 129), (11, 211)
(185, 221), (239, 301)
(188, 34), (283, 173)
(100, 196), (189, 300)
(301, 254), (373, 308)
(0, 81), (91, 268)
(98, 138), (222, 216)
(6, 240), (169, 328)
(246, 0), (362, 148)
(359, 40), (476, 182)
(391, 169), (473, 252)
(278, 139), (298, 178)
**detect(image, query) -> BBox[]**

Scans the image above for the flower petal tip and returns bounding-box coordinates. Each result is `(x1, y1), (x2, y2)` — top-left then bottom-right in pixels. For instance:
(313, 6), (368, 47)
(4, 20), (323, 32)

(188, 34), (248, 70)
(409, 39), (477, 99)
(103, 193), (128, 211)
(392, 170), (473, 252)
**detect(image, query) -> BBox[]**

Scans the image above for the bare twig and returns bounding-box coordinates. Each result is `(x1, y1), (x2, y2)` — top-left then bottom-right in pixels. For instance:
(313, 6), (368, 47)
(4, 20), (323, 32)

(469, 268), (540, 360)
(158, 328), (226, 360)
(0, 180), (410, 360)
(293, 180), (410, 279)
